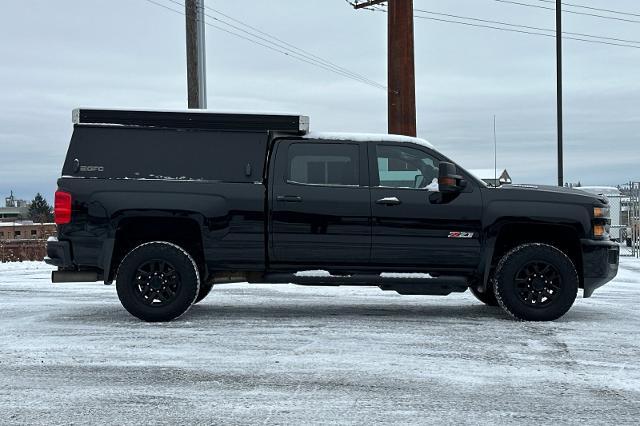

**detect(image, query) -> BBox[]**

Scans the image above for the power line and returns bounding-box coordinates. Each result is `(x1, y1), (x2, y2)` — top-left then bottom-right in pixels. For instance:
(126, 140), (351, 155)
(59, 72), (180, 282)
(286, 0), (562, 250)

(532, 0), (640, 19)
(195, 1), (387, 90)
(162, 0), (387, 91)
(414, 8), (640, 45)
(144, 0), (388, 91)
(412, 13), (640, 50)
(162, 0), (386, 90)
(494, 0), (640, 24)
(360, 5), (640, 50)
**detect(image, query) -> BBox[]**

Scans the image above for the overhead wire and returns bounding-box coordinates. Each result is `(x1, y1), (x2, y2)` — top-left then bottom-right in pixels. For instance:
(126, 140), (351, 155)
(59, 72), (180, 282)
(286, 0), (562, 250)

(144, 0), (389, 92)
(414, 8), (640, 46)
(357, 4), (640, 50)
(411, 13), (640, 50)
(166, 0), (388, 90)
(493, 0), (640, 24)
(201, 1), (381, 84)
(532, 0), (640, 19)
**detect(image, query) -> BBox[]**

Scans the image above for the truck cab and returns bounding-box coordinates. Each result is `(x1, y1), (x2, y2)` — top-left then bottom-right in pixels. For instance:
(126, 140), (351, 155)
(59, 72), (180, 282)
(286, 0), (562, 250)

(46, 109), (619, 322)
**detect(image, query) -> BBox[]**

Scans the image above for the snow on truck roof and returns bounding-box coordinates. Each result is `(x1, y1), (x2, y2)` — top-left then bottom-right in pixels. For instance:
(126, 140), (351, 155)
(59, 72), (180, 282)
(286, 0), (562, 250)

(303, 132), (434, 149)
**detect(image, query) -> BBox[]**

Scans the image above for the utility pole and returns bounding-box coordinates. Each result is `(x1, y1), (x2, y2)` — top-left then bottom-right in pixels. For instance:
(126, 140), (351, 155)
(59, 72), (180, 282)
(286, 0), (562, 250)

(556, 0), (563, 186)
(185, 0), (207, 109)
(351, 0), (417, 137)
(388, 0), (416, 137)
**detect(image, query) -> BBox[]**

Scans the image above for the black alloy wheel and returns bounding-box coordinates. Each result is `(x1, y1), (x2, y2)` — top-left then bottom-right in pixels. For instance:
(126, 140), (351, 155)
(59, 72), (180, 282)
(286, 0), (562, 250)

(133, 259), (181, 307)
(494, 243), (578, 321)
(116, 242), (200, 322)
(514, 261), (562, 308)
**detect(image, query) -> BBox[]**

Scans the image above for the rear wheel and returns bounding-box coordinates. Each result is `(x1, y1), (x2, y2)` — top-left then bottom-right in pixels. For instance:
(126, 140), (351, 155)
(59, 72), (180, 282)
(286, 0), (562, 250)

(116, 241), (200, 322)
(494, 243), (578, 321)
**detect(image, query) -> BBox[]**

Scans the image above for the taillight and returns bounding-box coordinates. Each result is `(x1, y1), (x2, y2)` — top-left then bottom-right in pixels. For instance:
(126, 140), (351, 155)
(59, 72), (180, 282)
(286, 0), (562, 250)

(54, 191), (72, 225)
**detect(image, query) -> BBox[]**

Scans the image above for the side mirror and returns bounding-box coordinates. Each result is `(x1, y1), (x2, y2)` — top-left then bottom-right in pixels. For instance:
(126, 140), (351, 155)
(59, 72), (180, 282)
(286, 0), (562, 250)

(438, 162), (466, 193)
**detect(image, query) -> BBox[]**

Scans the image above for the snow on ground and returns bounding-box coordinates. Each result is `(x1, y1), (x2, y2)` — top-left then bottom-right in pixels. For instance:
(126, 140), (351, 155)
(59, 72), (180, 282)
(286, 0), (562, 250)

(1, 259), (639, 425)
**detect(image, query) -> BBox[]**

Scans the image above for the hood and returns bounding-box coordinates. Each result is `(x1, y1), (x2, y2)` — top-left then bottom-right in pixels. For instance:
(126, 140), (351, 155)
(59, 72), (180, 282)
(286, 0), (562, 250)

(496, 184), (608, 205)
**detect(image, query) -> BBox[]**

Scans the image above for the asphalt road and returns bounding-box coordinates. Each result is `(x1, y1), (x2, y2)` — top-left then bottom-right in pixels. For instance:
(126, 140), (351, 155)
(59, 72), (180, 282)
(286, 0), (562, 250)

(1, 260), (639, 425)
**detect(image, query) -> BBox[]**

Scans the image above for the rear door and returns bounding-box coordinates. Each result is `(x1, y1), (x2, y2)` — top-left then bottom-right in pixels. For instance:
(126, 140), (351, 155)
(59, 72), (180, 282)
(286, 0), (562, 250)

(269, 139), (371, 266)
(369, 142), (483, 270)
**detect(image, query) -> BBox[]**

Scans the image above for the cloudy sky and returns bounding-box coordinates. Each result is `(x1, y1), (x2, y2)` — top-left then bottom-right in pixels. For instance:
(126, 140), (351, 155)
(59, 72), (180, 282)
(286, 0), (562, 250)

(1, 0), (639, 200)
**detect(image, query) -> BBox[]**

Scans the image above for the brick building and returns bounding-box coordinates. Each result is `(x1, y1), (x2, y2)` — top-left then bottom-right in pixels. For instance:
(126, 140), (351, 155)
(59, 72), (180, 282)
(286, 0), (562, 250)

(0, 222), (57, 240)
(0, 222), (57, 262)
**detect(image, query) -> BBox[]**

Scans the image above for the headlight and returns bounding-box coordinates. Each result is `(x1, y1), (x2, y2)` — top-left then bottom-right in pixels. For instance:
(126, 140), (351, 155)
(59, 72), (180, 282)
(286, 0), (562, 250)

(594, 207), (610, 218)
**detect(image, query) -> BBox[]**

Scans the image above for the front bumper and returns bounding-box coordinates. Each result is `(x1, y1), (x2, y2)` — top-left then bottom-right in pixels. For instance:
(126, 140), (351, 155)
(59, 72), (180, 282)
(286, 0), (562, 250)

(581, 239), (619, 298)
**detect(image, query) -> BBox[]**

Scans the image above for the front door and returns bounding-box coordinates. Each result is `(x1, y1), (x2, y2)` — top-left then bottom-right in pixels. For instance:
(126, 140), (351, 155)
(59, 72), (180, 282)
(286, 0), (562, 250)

(369, 143), (483, 270)
(270, 139), (371, 266)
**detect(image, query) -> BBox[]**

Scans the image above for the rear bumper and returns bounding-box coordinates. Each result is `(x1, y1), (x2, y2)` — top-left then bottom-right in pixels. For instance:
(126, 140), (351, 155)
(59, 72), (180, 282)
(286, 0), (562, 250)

(45, 237), (101, 283)
(581, 239), (619, 298)
(44, 237), (73, 268)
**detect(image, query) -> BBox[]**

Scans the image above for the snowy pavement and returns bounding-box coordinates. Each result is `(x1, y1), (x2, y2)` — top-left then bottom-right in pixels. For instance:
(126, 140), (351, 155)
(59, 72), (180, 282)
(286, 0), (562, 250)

(1, 259), (639, 425)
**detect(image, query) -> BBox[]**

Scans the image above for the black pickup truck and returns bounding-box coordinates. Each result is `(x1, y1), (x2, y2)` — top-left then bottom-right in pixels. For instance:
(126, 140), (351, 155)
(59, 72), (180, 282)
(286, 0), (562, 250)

(46, 108), (619, 322)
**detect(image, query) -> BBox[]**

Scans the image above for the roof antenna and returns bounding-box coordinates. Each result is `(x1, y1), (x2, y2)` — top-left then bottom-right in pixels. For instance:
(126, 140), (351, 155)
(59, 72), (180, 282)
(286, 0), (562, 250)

(493, 115), (498, 187)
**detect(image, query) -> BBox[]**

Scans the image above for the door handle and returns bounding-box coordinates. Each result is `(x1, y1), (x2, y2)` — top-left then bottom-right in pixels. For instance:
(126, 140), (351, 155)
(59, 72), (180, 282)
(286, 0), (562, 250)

(376, 196), (401, 206)
(276, 195), (303, 202)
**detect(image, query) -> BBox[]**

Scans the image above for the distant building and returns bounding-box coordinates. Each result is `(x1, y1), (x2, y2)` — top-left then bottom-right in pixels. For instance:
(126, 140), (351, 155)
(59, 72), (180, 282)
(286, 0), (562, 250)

(0, 221), (56, 241)
(468, 169), (512, 187)
(0, 207), (27, 221)
(5, 191), (28, 208)
(1, 191), (29, 221)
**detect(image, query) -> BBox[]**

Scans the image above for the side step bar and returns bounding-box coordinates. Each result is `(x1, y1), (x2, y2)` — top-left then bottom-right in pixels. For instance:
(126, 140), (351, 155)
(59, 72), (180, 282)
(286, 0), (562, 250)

(260, 274), (469, 296)
(52, 271), (100, 283)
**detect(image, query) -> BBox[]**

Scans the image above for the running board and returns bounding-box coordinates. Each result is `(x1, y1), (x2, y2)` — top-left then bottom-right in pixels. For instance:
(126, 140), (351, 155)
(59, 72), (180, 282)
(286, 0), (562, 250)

(52, 271), (99, 283)
(259, 274), (469, 296)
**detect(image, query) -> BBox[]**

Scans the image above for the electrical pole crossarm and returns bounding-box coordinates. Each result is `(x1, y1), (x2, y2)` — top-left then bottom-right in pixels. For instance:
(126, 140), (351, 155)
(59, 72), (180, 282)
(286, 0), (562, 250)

(352, 0), (387, 9)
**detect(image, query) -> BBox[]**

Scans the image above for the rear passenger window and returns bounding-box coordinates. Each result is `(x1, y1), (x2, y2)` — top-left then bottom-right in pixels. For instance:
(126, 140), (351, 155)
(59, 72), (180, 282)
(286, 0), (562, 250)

(288, 143), (359, 186)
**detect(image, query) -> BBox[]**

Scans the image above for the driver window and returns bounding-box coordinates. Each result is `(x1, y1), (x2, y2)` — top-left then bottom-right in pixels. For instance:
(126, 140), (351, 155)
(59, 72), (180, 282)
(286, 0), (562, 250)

(376, 145), (439, 189)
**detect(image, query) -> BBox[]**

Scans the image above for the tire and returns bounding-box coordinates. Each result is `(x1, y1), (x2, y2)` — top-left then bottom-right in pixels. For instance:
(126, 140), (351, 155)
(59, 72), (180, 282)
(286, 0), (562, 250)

(494, 243), (578, 321)
(470, 282), (499, 306)
(116, 241), (200, 322)
(194, 280), (214, 304)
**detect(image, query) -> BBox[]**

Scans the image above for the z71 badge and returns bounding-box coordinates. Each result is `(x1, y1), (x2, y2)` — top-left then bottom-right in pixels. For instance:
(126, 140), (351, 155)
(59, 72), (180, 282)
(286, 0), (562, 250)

(448, 232), (474, 239)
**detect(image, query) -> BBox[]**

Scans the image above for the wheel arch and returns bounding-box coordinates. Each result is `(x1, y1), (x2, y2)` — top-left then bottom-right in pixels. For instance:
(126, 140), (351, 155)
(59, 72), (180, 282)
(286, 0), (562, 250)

(106, 213), (206, 283)
(481, 220), (584, 291)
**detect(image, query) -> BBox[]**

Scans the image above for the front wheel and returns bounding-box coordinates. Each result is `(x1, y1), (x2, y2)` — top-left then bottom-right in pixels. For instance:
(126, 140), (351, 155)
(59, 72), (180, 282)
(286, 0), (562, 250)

(116, 241), (200, 322)
(494, 243), (578, 321)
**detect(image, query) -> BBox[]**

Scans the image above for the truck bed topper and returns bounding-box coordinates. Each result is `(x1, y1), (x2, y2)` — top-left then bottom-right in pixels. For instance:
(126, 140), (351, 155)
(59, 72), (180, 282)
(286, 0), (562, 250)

(72, 108), (310, 133)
